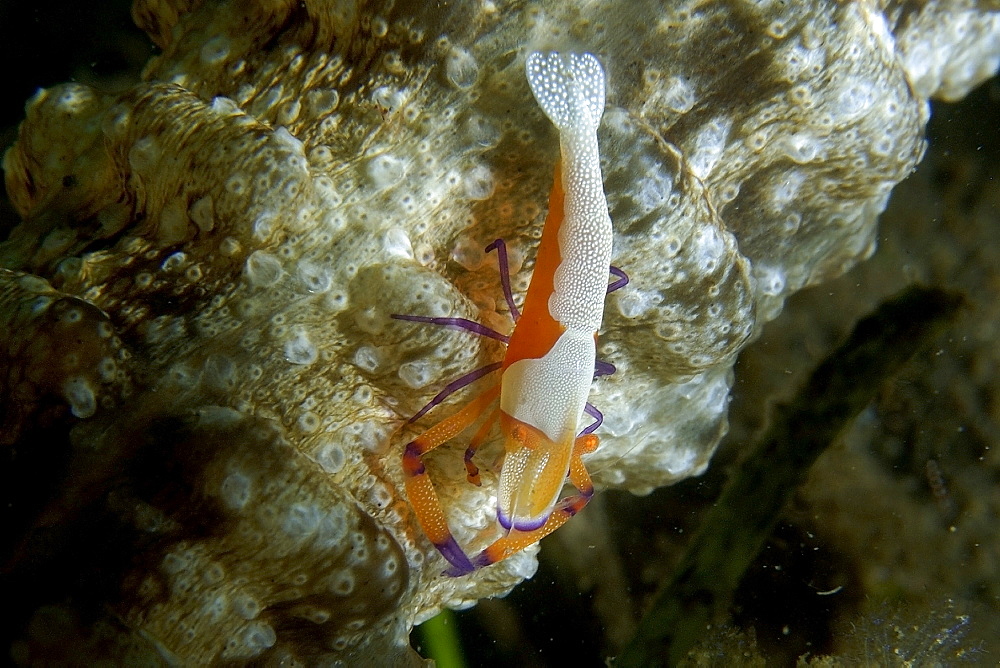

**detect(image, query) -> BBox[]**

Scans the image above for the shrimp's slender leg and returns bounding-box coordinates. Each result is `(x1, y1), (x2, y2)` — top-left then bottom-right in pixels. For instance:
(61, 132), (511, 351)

(401, 361), (502, 424)
(594, 360), (616, 378)
(403, 383), (502, 574)
(390, 241), (519, 422)
(580, 403), (603, 436)
(591, 265), (626, 385)
(458, 433), (599, 574)
(485, 239), (521, 321)
(390, 313), (509, 343)
(607, 266), (629, 294)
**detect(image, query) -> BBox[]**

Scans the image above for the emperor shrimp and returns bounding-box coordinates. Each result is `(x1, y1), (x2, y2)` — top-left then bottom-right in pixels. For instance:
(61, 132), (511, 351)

(394, 51), (621, 575)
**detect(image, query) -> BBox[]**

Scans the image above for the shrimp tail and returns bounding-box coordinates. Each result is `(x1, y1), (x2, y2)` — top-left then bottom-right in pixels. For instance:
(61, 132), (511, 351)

(525, 51), (606, 134)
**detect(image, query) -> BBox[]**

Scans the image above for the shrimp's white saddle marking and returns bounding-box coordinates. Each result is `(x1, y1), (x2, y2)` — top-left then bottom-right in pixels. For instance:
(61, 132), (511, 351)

(500, 329), (597, 444)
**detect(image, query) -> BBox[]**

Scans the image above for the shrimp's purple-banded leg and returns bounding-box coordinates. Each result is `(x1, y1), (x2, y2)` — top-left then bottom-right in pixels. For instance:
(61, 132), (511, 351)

(607, 266), (629, 294)
(402, 361), (502, 424)
(390, 313), (509, 343)
(580, 402), (604, 436)
(583, 358), (615, 436)
(585, 361), (613, 433)
(485, 239), (521, 321)
(389, 314), (505, 422)
(459, 433), (599, 574)
(593, 265), (626, 388)
(403, 383), (502, 575)
(594, 360), (616, 378)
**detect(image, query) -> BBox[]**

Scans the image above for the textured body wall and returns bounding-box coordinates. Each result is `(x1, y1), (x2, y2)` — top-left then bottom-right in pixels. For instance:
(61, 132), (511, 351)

(1, 0), (997, 663)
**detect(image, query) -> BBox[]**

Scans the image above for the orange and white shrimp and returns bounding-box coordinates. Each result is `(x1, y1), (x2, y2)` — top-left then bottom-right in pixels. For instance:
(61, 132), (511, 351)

(394, 51), (619, 575)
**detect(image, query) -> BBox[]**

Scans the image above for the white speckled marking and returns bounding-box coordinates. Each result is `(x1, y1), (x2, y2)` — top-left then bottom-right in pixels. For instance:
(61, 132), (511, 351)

(525, 51), (613, 334)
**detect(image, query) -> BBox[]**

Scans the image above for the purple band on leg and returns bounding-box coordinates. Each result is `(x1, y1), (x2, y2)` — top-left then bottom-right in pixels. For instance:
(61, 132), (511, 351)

(390, 313), (509, 343)
(580, 403), (603, 435)
(485, 239), (521, 321)
(472, 551), (493, 570)
(498, 506), (549, 532)
(513, 514), (549, 531)
(403, 442), (426, 474)
(437, 536), (476, 576)
(559, 487), (594, 518)
(607, 265), (629, 294)
(593, 360), (616, 378)
(406, 361), (502, 423)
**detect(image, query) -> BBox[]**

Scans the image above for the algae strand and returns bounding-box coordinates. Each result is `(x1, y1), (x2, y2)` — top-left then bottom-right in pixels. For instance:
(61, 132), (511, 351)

(616, 285), (965, 666)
